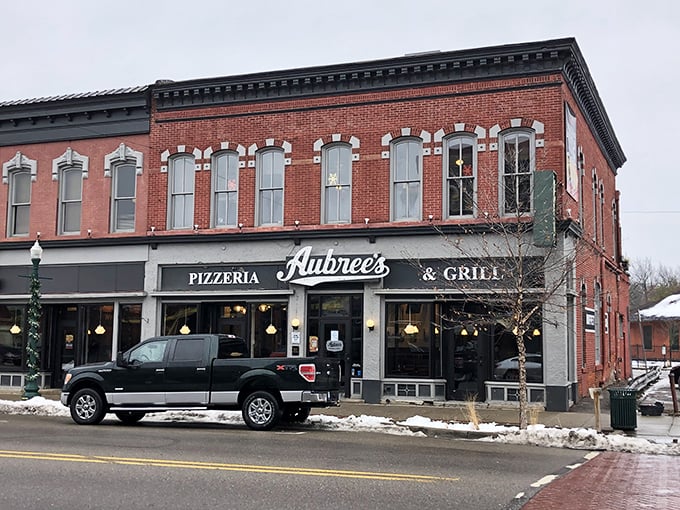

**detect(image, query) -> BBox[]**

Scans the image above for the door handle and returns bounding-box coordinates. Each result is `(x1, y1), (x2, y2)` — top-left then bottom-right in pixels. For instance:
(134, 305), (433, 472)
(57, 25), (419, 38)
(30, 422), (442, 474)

(196, 367), (206, 372)
(155, 368), (165, 373)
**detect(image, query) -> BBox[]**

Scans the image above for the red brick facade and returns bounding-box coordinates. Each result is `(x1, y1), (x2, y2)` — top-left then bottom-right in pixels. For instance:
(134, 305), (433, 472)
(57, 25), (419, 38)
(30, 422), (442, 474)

(0, 38), (630, 404)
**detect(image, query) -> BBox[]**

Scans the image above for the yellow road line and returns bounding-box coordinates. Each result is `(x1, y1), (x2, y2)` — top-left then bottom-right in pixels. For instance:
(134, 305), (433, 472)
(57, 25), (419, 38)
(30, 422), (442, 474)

(0, 450), (459, 483)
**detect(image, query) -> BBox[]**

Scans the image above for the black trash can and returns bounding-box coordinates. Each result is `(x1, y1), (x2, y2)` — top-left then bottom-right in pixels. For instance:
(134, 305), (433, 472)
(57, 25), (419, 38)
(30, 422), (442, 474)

(609, 387), (637, 430)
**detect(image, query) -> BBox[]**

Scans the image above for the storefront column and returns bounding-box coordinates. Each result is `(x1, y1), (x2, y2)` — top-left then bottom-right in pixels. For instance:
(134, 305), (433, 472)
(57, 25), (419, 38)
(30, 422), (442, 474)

(362, 282), (382, 403)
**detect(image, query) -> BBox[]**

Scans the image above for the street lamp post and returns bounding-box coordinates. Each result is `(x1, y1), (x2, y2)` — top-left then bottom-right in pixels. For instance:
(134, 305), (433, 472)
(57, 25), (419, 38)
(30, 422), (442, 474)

(22, 240), (43, 400)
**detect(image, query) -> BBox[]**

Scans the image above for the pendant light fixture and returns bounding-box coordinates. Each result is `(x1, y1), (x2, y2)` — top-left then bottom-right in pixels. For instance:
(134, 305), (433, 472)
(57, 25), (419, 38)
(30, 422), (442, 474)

(180, 306), (191, 335)
(95, 307), (106, 335)
(266, 306), (277, 335)
(403, 306), (419, 335)
(10, 308), (21, 335)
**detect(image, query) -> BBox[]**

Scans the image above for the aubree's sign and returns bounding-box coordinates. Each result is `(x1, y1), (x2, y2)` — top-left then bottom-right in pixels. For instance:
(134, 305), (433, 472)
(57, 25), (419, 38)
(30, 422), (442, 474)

(276, 246), (390, 286)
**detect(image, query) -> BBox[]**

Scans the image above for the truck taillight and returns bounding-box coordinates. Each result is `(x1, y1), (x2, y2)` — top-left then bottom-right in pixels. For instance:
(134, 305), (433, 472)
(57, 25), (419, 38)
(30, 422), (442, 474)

(299, 364), (316, 383)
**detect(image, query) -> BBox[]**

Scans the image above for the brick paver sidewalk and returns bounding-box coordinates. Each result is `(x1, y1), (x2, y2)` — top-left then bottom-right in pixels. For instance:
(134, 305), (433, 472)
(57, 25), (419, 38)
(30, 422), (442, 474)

(522, 451), (680, 509)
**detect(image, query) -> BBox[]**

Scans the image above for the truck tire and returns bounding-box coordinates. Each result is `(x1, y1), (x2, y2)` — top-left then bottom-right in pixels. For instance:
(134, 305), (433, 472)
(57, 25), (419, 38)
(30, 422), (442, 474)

(70, 388), (106, 425)
(114, 411), (146, 425)
(281, 405), (311, 423)
(242, 391), (281, 431)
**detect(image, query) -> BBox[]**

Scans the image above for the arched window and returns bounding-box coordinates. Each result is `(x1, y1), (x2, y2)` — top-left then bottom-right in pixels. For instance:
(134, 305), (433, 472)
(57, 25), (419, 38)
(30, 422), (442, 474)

(499, 130), (534, 214)
(256, 148), (284, 226)
(444, 135), (476, 217)
(8, 169), (31, 236)
(212, 151), (239, 227)
(168, 155), (195, 229)
(111, 163), (136, 232)
(391, 137), (422, 221)
(322, 143), (352, 223)
(59, 166), (83, 234)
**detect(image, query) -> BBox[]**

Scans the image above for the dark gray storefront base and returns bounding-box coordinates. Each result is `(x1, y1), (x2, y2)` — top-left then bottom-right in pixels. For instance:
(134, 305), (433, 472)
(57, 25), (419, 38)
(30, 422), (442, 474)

(362, 380), (381, 404)
(545, 385), (570, 412)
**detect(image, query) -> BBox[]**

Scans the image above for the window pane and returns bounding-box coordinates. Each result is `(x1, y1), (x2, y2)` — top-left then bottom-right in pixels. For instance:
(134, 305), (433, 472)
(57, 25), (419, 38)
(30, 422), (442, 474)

(13, 205), (30, 235)
(63, 202), (81, 232)
(63, 169), (82, 201)
(116, 165), (136, 198)
(12, 172), (31, 203)
(115, 199), (135, 230)
(260, 190), (273, 224)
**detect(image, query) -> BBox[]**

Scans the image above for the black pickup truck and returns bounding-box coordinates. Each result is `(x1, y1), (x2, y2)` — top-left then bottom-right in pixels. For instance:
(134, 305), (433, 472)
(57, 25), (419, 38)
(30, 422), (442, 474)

(60, 334), (341, 430)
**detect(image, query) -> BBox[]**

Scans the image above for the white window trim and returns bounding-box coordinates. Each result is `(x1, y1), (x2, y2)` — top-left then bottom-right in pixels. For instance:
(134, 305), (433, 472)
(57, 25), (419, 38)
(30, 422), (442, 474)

(390, 137), (423, 222)
(255, 148), (285, 226)
(498, 129), (535, 216)
(211, 150), (240, 228)
(7, 168), (31, 237)
(167, 154), (195, 230)
(442, 134), (477, 218)
(321, 142), (352, 224)
(111, 162), (137, 233)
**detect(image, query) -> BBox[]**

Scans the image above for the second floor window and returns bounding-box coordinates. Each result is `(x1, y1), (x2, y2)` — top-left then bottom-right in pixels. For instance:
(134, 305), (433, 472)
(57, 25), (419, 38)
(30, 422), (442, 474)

(112, 163), (136, 232)
(257, 149), (284, 226)
(8, 169), (30, 236)
(59, 166), (82, 234)
(322, 144), (351, 223)
(500, 130), (534, 214)
(445, 136), (476, 217)
(212, 151), (239, 227)
(391, 138), (422, 221)
(169, 155), (195, 229)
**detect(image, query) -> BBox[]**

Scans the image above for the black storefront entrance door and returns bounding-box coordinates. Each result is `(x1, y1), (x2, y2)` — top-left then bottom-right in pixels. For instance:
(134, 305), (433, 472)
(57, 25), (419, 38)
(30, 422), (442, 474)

(52, 305), (79, 384)
(443, 324), (491, 401)
(318, 320), (352, 398)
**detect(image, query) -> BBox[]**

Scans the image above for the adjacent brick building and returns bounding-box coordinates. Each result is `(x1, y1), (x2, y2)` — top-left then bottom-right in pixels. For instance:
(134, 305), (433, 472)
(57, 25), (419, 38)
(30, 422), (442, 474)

(0, 38), (629, 411)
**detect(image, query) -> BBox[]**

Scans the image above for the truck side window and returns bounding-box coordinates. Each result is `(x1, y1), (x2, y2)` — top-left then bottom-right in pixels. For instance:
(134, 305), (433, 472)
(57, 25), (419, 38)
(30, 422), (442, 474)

(173, 338), (205, 362)
(218, 337), (247, 358)
(129, 340), (168, 364)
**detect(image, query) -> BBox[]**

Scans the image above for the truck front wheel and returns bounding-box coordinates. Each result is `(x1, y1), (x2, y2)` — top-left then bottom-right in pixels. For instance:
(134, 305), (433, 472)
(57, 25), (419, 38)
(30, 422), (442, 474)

(70, 388), (106, 425)
(242, 391), (280, 431)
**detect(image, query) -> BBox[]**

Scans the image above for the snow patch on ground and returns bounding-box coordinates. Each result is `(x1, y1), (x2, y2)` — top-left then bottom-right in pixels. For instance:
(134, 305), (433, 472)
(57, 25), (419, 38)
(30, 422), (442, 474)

(2, 397), (678, 455)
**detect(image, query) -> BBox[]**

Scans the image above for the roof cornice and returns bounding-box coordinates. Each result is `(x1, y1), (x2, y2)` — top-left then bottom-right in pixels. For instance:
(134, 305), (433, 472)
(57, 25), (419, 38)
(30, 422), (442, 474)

(153, 38), (625, 170)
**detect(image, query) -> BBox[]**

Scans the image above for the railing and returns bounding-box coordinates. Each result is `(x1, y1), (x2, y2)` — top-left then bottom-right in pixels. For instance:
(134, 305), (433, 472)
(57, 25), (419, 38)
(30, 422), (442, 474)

(628, 365), (661, 392)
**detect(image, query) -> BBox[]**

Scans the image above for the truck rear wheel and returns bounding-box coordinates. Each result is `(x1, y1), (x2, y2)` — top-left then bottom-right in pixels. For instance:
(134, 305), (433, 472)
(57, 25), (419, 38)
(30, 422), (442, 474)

(115, 411), (146, 425)
(70, 388), (106, 425)
(242, 391), (280, 431)
(281, 405), (311, 423)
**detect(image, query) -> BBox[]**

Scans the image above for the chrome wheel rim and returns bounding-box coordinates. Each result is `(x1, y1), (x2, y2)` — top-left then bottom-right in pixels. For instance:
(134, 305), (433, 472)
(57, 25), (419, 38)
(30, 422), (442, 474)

(248, 397), (273, 425)
(75, 394), (97, 420)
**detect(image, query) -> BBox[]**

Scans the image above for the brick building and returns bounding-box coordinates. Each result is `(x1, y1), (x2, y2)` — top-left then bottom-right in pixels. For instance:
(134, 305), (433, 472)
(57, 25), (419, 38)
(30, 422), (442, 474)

(630, 295), (680, 364)
(0, 38), (629, 411)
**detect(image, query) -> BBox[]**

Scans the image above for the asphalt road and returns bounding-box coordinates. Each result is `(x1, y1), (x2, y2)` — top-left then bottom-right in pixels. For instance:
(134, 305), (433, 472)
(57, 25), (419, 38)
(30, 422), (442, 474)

(0, 413), (588, 510)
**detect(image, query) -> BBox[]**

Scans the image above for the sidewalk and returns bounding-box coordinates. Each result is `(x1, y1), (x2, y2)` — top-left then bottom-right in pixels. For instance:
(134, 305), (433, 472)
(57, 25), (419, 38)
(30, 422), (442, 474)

(2, 387), (678, 443)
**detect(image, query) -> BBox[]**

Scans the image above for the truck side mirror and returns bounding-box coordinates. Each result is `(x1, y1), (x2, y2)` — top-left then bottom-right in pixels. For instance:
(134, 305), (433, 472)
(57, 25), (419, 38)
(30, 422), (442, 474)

(116, 351), (128, 367)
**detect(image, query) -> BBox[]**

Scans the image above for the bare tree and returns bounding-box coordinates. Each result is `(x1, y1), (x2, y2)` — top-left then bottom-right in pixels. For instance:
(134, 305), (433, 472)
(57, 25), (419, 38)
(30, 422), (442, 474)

(420, 208), (578, 429)
(629, 258), (680, 312)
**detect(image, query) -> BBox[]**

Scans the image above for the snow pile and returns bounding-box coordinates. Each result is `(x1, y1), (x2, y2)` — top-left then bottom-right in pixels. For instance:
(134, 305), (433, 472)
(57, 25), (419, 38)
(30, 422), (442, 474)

(1, 396), (679, 455)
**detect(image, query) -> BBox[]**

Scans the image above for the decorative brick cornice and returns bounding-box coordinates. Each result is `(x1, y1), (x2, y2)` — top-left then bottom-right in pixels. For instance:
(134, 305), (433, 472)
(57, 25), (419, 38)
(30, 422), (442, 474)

(152, 38), (625, 170)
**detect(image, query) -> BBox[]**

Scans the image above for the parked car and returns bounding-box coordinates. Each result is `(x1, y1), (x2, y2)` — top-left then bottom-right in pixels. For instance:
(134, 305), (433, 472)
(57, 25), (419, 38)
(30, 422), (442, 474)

(494, 354), (542, 382)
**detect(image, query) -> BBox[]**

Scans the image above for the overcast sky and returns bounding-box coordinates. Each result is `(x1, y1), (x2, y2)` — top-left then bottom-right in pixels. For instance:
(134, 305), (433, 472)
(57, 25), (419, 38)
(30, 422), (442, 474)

(3, 0), (678, 268)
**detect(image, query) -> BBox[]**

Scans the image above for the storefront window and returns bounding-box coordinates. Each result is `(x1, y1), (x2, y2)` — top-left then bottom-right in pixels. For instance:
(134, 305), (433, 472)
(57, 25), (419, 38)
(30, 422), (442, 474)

(385, 303), (433, 378)
(163, 304), (198, 336)
(254, 303), (287, 357)
(492, 323), (543, 383)
(84, 304), (113, 363)
(0, 304), (25, 369)
(119, 304), (142, 353)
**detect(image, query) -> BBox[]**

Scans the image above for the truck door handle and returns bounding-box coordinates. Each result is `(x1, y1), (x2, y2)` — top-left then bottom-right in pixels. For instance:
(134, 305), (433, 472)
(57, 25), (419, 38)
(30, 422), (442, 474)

(196, 367), (206, 372)
(155, 368), (165, 373)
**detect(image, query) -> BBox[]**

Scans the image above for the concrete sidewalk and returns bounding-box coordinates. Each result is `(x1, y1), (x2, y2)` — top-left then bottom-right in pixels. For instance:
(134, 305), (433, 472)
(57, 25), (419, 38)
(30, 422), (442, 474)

(2, 387), (678, 444)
